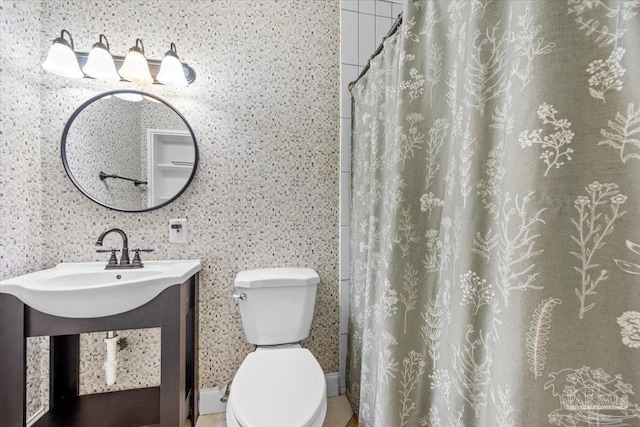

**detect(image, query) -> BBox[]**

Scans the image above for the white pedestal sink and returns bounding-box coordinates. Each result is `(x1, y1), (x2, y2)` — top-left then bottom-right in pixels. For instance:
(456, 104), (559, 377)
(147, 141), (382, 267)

(0, 260), (202, 318)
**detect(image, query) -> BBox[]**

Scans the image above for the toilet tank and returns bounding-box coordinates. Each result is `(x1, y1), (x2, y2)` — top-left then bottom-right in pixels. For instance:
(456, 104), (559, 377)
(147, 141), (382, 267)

(234, 268), (319, 346)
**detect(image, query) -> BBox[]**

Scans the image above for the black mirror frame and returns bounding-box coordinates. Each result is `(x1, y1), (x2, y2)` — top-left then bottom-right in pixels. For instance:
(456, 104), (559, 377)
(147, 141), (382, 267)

(61, 90), (199, 213)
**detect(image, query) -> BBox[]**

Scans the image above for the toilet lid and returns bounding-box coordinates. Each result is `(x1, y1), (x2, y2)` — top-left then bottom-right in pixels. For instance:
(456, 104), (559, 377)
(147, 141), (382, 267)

(230, 348), (326, 427)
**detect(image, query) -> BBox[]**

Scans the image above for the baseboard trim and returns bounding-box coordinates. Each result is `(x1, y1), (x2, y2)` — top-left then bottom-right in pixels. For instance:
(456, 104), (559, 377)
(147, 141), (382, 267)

(199, 372), (341, 415)
(199, 385), (228, 415)
(26, 406), (45, 427)
(325, 372), (340, 397)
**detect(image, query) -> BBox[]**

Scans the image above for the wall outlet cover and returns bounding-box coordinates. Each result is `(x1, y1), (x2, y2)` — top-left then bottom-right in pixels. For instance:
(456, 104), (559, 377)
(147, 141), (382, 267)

(169, 218), (188, 243)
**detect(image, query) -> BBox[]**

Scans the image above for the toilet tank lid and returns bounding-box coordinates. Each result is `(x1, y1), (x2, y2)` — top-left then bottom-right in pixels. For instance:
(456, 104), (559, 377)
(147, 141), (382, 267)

(235, 267), (319, 288)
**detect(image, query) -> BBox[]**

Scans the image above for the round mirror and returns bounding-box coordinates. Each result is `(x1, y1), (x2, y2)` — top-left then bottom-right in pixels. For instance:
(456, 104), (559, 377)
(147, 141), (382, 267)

(62, 90), (198, 212)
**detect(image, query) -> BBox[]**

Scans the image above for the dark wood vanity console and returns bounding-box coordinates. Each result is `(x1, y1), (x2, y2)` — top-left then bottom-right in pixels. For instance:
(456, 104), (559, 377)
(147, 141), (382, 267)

(0, 274), (199, 427)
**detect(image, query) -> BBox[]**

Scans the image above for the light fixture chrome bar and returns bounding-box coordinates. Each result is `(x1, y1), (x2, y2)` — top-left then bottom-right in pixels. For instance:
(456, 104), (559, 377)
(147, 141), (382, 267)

(74, 51), (196, 85)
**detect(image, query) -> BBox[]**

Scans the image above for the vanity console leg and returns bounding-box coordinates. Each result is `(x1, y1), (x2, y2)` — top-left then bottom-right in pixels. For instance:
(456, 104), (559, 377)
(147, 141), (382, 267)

(187, 275), (199, 425)
(0, 294), (27, 427)
(160, 283), (188, 426)
(50, 335), (79, 407)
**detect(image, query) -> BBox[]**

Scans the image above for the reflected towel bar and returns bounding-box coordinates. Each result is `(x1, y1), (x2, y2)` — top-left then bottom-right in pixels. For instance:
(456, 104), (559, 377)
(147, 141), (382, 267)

(99, 171), (147, 186)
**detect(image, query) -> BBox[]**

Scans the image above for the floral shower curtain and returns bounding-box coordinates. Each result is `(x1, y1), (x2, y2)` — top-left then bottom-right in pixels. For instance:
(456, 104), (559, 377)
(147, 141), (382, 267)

(347, 1), (640, 426)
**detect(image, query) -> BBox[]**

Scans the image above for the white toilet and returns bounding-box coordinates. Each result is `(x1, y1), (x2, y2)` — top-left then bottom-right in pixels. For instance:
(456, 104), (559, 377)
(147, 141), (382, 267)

(226, 267), (327, 427)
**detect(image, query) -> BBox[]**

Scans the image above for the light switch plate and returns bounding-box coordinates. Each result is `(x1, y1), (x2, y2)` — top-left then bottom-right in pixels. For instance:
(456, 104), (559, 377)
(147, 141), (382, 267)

(169, 218), (188, 243)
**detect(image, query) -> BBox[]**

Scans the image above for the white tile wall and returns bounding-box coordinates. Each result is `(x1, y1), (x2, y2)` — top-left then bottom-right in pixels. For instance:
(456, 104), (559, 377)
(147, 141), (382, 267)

(340, 64), (358, 119)
(359, 0), (376, 15)
(338, 0), (404, 394)
(340, 172), (351, 227)
(340, 10), (358, 65)
(357, 13), (376, 65)
(392, 1), (404, 17)
(342, 0), (358, 12)
(338, 334), (349, 391)
(339, 224), (350, 282)
(376, 1), (392, 17)
(340, 118), (351, 171)
(376, 16), (393, 43)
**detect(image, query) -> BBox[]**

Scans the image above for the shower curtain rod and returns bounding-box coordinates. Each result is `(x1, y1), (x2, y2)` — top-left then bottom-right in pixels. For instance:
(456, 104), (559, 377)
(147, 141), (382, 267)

(348, 11), (404, 91)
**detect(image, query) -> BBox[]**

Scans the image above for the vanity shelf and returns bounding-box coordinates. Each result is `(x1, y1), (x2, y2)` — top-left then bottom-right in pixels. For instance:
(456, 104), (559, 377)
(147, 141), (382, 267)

(157, 163), (193, 169)
(0, 274), (199, 427)
(32, 387), (160, 427)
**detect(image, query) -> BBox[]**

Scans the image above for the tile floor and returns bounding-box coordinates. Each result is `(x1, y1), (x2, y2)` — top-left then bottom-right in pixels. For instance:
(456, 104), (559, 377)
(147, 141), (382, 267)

(194, 394), (355, 427)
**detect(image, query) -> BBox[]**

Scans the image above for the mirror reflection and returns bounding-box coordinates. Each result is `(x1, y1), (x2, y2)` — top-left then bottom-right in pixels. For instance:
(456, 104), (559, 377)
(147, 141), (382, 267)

(62, 91), (197, 212)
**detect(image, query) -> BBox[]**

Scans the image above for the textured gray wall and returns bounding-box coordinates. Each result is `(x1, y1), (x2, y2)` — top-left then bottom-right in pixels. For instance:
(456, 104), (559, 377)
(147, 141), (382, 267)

(0, 0), (47, 419)
(1, 0), (340, 415)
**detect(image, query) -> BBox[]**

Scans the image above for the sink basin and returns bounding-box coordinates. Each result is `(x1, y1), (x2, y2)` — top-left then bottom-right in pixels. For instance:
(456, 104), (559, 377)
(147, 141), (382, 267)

(0, 260), (202, 318)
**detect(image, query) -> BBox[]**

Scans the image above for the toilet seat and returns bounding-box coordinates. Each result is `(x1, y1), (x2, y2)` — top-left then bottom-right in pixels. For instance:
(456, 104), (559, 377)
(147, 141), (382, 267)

(228, 347), (327, 427)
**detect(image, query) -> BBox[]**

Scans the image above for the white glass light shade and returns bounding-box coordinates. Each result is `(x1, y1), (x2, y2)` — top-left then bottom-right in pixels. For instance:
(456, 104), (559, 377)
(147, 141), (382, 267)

(42, 41), (83, 79)
(82, 45), (120, 82)
(114, 92), (143, 102)
(118, 48), (153, 85)
(157, 54), (188, 87)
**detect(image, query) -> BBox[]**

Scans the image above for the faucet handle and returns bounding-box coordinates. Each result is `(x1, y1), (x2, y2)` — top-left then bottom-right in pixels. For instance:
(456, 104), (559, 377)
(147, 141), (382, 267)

(131, 249), (154, 267)
(96, 248), (120, 266)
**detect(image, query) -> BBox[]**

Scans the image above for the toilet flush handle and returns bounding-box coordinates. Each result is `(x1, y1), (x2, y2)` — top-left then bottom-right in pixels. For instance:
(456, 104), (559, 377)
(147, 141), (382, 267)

(233, 292), (247, 300)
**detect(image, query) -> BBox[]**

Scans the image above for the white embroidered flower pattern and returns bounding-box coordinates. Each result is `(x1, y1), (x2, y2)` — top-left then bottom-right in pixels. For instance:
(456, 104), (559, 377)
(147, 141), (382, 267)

(519, 103), (575, 176)
(586, 47), (626, 103)
(617, 311), (640, 348)
(420, 192), (444, 216)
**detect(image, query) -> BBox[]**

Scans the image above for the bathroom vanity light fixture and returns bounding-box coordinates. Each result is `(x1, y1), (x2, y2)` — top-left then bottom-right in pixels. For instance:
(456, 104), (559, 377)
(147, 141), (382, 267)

(42, 30), (84, 79)
(42, 30), (196, 86)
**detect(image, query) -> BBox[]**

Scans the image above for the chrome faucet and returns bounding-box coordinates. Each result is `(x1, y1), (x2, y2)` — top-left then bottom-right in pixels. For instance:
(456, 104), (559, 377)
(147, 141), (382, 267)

(95, 228), (133, 268)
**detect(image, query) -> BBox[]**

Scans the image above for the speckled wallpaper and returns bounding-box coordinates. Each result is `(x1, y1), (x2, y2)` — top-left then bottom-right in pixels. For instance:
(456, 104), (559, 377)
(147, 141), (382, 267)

(0, 0), (47, 420)
(0, 0), (339, 416)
